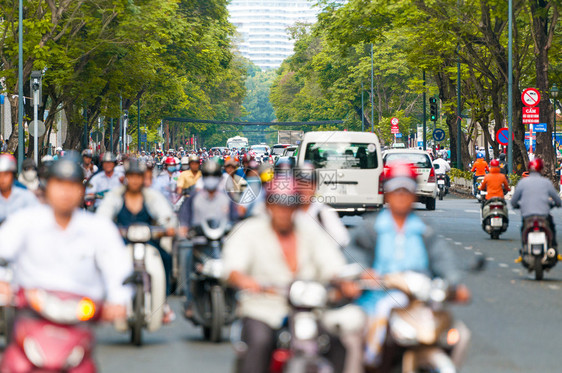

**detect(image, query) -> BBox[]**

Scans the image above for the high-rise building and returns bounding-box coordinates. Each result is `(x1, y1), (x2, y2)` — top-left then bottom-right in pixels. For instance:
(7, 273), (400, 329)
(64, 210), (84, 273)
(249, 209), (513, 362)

(229, 0), (318, 70)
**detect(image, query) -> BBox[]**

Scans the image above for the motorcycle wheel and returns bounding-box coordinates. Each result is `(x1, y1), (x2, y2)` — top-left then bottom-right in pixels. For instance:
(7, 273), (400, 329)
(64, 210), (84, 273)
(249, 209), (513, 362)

(2, 306), (14, 344)
(203, 286), (225, 343)
(491, 232), (500, 240)
(426, 198), (436, 211)
(534, 257), (544, 281)
(439, 189), (444, 201)
(131, 286), (144, 346)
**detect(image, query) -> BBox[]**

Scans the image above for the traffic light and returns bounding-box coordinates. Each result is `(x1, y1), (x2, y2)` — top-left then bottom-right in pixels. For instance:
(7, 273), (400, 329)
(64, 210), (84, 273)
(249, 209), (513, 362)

(429, 97), (438, 122)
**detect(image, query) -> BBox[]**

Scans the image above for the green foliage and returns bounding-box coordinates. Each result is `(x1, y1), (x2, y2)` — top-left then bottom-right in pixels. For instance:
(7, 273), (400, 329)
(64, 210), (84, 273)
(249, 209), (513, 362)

(449, 168), (473, 182)
(241, 63), (277, 123)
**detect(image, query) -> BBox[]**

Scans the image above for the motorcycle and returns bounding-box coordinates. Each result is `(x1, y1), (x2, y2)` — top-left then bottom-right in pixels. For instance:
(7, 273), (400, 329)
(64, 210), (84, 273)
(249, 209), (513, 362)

(117, 224), (170, 346)
(83, 191), (108, 212)
(481, 197), (509, 239)
(519, 216), (558, 280)
(436, 174), (448, 200)
(187, 218), (236, 343)
(1, 288), (102, 372)
(360, 272), (469, 373)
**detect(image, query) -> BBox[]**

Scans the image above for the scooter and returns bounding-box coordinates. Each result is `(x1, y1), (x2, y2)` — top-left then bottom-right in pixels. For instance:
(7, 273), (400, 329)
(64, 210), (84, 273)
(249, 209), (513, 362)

(187, 218), (236, 342)
(474, 176), (486, 202)
(520, 216), (558, 280)
(481, 197), (509, 239)
(117, 224), (169, 346)
(436, 174), (448, 200)
(1, 288), (102, 372)
(361, 272), (470, 373)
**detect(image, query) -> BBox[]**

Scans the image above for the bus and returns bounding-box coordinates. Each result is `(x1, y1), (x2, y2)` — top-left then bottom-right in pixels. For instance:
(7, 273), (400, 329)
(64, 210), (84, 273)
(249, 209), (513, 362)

(226, 136), (249, 149)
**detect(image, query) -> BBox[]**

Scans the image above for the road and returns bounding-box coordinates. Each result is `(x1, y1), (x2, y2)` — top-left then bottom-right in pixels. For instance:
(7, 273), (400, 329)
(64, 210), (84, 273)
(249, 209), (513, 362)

(92, 194), (562, 372)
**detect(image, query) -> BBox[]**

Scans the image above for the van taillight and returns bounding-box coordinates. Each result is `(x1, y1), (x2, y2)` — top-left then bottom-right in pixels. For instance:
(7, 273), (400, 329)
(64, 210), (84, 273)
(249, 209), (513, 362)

(379, 173), (384, 194)
(428, 167), (436, 183)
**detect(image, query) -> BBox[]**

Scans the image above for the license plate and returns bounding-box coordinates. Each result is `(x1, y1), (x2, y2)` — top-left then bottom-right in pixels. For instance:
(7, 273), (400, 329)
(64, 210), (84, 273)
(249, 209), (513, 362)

(491, 217), (502, 227)
(338, 184), (357, 196)
(438, 180), (445, 185)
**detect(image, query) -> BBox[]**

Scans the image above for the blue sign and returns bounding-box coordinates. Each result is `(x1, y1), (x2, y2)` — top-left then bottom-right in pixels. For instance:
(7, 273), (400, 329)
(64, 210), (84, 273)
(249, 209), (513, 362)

(395, 133), (403, 138)
(433, 129), (446, 142)
(140, 134), (147, 142)
(533, 123), (547, 132)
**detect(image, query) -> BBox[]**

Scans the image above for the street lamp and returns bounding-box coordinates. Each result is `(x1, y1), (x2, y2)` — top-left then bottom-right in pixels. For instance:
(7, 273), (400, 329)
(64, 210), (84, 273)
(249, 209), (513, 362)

(551, 83), (559, 156)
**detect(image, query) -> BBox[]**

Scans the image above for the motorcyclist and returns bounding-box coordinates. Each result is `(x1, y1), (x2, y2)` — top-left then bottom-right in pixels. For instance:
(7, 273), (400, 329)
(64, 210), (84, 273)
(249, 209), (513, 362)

(0, 154), (38, 222)
(511, 158), (561, 248)
(81, 149), (98, 180)
(296, 162), (350, 247)
(0, 156), (132, 327)
(97, 158), (178, 323)
(479, 159), (510, 201)
(18, 158), (40, 192)
(471, 155), (489, 191)
(345, 161), (470, 371)
(432, 154), (451, 189)
(223, 176), (358, 373)
(176, 155), (202, 195)
(498, 153), (508, 175)
(153, 156), (181, 204)
(86, 152), (122, 206)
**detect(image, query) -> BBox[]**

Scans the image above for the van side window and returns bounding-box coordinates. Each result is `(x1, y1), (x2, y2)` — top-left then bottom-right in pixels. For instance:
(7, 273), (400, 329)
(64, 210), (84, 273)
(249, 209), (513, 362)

(304, 143), (378, 169)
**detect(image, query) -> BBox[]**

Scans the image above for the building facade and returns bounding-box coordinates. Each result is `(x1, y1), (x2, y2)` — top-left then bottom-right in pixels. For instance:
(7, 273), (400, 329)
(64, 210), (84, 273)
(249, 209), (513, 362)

(229, 0), (318, 70)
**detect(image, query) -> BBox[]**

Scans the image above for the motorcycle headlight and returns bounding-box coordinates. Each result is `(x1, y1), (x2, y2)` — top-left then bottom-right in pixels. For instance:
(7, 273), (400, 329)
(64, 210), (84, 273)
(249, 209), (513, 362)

(127, 225), (151, 243)
(65, 346), (85, 368)
(23, 337), (45, 367)
(289, 281), (327, 309)
(133, 243), (146, 261)
(389, 314), (418, 346)
(201, 259), (223, 278)
(293, 313), (318, 341)
(439, 327), (461, 347)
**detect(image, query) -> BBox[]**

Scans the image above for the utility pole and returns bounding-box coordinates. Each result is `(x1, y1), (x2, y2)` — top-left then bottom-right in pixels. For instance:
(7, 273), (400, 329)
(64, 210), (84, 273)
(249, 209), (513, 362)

(507, 0), (514, 175)
(137, 98), (141, 152)
(17, 0), (23, 172)
(119, 96), (123, 154)
(456, 0), (463, 170)
(361, 82), (365, 132)
(370, 43), (375, 133)
(110, 118), (114, 153)
(423, 71), (427, 150)
(83, 103), (88, 151)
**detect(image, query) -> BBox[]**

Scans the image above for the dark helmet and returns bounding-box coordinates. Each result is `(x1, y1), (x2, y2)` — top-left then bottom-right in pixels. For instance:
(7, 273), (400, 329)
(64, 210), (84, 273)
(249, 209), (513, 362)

(499, 153), (506, 161)
(528, 158), (544, 173)
(125, 159), (147, 175)
(201, 160), (222, 177)
(22, 158), (36, 171)
(48, 158), (84, 183)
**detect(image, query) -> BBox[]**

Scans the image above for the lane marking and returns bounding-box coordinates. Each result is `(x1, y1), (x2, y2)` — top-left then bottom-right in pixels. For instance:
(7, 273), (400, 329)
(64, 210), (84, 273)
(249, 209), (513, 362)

(464, 209), (480, 213)
(464, 246), (472, 250)
(445, 237), (453, 241)
(498, 263), (509, 268)
(486, 257), (495, 261)
(475, 251), (483, 256)
(454, 241), (462, 245)
(548, 285), (559, 290)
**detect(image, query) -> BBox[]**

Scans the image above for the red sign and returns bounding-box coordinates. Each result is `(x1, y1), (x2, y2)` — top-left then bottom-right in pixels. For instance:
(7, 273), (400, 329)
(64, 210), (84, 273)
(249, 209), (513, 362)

(391, 117), (399, 126)
(391, 126), (400, 134)
(521, 88), (541, 107)
(495, 128), (512, 145)
(523, 107), (540, 124)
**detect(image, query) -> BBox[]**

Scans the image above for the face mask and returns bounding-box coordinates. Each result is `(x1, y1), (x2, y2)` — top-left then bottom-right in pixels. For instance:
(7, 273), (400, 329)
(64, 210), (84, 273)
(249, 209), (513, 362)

(203, 176), (221, 191)
(167, 166), (176, 173)
(22, 169), (37, 181)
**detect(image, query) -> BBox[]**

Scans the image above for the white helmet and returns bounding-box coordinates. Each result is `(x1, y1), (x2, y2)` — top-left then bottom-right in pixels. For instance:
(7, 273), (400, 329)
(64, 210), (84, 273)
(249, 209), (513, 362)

(181, 156), (190, 165)
(0, 154), (17, 172)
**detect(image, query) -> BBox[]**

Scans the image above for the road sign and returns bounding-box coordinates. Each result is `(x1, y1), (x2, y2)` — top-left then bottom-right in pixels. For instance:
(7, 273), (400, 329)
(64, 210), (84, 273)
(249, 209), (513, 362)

(432, 129), (446, 142)
(140, 133), (147, 142)
(533, 123), (547, 132)
(395, 133), (403, 138)
(521, 88), (541, 107)
(28, 121), (45, 137)
(127, 134), (133, 144)
(391, 126), (400, 134)
(495, 128), (512, 145)
(91, 131), (103, 142)
(391, 117), (399, 126)
(522, 106), (540, 124)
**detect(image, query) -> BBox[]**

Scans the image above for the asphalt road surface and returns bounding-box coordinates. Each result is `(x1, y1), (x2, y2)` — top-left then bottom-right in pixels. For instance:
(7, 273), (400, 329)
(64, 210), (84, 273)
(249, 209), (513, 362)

(91, 194), (562, 372)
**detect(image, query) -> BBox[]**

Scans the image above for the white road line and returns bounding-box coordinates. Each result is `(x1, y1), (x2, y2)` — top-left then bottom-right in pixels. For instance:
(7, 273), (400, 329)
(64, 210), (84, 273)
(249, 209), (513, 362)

(445, 237), (453, 241)
(498, 263), (509, 268)
(438, 234), (445, 238)
(464, 246), (472, 250)
(486, 257), (495, 261)
(464, 209), (480, 213)
(548, 285), (559, 290)
(475, 252), (483, 256)
(454, 242), (462, 245)
(512, 268), (521, 274)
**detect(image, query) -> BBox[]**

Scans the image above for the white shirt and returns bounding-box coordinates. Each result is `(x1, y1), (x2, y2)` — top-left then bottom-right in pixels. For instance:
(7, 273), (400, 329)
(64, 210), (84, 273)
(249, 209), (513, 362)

(86, 171), (122, 196)
(222, 213), (345, 328)
(0, 186), (38, 222)
(299, 202), (350, 247)
(82, 164), (98, 180)
(153, 171), (180, 203)
(433, 158), (451, 175)
(0, 205), (132, 304)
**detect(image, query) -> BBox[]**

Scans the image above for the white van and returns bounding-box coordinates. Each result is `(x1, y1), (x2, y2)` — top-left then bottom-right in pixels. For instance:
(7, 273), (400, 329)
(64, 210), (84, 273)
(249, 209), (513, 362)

(296, 131), (384, 215)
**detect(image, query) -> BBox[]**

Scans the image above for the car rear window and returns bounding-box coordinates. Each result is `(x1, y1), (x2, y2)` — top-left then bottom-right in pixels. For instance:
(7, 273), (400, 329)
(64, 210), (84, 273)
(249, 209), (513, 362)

(304, 142), (378, 169)
(384, 153), (432, 168)
(272, 146), (287, 155)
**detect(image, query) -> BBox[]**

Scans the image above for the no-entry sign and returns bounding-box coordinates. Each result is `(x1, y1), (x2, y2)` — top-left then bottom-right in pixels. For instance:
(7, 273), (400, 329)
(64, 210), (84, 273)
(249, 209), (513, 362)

(496, 128), (512, 145)
(521, 88), (541, 107)
(391, 117), (399, 126)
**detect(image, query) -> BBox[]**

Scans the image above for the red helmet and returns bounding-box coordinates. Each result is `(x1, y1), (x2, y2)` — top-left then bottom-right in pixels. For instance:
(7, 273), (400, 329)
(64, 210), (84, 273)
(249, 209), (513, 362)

(241, 153), (254, 163)
(528, 158), (543, 173)
(383, 162), (418, 193)
(490, 159), (500, 167)
(164, 156), (178, 166)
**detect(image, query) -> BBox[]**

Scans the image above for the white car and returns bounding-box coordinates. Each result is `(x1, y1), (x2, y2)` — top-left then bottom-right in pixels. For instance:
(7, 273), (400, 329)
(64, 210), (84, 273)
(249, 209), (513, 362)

(382, 149), (438, 210)
(297, 131), (384, 215)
